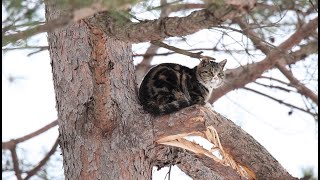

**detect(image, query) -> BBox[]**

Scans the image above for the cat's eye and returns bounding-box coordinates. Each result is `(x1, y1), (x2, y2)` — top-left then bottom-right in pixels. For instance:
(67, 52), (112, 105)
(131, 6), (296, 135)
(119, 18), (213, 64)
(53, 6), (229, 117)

(218, 72), (224, 76)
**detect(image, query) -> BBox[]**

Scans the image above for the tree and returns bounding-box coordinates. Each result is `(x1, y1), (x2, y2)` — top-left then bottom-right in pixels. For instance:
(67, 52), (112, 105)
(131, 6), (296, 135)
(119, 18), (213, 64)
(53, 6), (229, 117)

(2, 0), (318, 179)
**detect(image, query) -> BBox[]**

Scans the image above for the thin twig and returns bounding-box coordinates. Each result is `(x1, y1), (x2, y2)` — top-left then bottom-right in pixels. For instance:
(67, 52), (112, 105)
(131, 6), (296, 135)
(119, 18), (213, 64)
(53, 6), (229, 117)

(169, 3), (205, 12)
(3, 17), (71, 46)
(164, 165), (172, 180)
(147, 0), (183, 11)
(24, 137), (59, 180)
(168, 165), (171, 180)
(308, 0), (318, 12)
(233, 18), (273, 54)
(208, 17), (318, 103)
(2, 46), (49, 56)
(2, 120), (58, 150)
(276, 63), (318, 105)
(2, 46), (48, 51)
(230, 15), (318, 106)
(27, 47), (49, 56)
(259, 76), (291, 86)
(133, 48), (251, 57)
(151, 41), (215, 60)
(243, 87), (316, 117)
(254, 81), (295, 93)
(3, 21), (46, 32)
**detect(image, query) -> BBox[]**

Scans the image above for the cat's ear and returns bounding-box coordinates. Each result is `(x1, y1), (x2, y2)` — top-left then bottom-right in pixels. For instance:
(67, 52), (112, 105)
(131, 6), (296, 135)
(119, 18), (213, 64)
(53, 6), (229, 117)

(199, 58), (210, 66)
(218, 59), (227, 69)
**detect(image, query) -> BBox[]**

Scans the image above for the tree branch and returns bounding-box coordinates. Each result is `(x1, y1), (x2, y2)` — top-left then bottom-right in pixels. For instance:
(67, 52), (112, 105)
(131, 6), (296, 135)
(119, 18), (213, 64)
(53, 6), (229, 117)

(234, 16), (318, 106)
(177, 151), (245, 180)
(133, 48), (251, 57)
(3, 1), (256, 45)
(284, 41), (318, 65)
(87, 1), (256, 43)
(234, 18), (271, 54)
(3, 17), (70, 46)
(235, 17), (318, 59)
(152, 105), (297, 179)
(259, 76), (291, 86)
(151, 41), (215, 60)
(208, 16), (318, 102)
(2, 120), (58, 150)
(135, 0), (172, 84)
(243, 87), (316, 116)
(2, 46), (49, 51)
(169, 3), (205, 12)
(154, 146), (244, 179)
(24, 137), (59, 180)
(276, 63), (318, 105)
(254, 81), (295, 93)
(3, 1), (133, 45)
(10, 147), (22, 180)
(2, 46), (49, 56)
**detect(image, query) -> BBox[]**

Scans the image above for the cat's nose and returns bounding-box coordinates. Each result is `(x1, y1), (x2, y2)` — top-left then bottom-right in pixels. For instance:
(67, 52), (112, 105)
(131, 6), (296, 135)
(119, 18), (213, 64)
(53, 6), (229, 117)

(213, 76), (218, 80)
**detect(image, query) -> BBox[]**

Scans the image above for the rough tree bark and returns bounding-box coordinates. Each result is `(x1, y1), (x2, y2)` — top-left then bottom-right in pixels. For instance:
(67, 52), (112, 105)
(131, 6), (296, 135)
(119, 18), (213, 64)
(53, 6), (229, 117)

(46, 1), (156, 179)
(45, 0), (298, 179)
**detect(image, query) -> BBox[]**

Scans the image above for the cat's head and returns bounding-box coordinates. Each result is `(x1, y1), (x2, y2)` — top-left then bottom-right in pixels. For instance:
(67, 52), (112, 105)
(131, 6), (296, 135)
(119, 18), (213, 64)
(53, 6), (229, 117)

(196, 59), (227, 88)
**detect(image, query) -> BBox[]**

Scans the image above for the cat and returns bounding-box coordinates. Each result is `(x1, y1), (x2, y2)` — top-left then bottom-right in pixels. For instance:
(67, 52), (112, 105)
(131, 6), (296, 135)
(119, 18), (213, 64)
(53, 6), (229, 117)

(138, 59), (227, 115)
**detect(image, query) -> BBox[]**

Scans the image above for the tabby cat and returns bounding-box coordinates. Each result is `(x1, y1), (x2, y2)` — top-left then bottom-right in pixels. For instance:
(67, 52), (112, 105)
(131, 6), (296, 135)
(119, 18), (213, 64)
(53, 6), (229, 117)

(139, 59), (227, 115)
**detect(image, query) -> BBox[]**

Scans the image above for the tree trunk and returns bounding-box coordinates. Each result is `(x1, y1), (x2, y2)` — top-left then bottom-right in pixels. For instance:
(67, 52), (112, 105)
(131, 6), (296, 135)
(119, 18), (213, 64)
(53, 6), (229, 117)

(45, 1), (298, 179)
(45, 1), (156, 179)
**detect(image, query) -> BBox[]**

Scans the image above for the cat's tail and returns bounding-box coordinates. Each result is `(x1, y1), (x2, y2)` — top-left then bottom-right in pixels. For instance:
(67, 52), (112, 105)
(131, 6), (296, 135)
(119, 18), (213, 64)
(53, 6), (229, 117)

(144, 100), (191, 115)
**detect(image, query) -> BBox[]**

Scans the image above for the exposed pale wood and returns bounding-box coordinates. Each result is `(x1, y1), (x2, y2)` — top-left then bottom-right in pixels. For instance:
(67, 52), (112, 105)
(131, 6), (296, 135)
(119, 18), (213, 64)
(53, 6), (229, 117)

(153, 105), (297, 180)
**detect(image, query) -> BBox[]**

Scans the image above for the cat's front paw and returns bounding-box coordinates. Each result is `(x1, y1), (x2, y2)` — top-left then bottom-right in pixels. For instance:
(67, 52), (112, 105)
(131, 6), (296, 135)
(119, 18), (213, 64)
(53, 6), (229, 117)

(204, 102), (213, 108)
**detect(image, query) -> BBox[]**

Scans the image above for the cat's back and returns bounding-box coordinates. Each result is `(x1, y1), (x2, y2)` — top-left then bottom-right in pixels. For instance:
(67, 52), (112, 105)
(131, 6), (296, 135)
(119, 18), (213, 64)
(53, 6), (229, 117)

(140, 63), (192, 85)
(143, 63), (191, 78)
(139, 63), (193, 102)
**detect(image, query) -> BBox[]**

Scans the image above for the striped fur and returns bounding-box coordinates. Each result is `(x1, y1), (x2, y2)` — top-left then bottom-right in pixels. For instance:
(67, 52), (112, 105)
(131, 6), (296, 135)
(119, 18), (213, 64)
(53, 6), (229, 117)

(139, 59), (227, 115)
